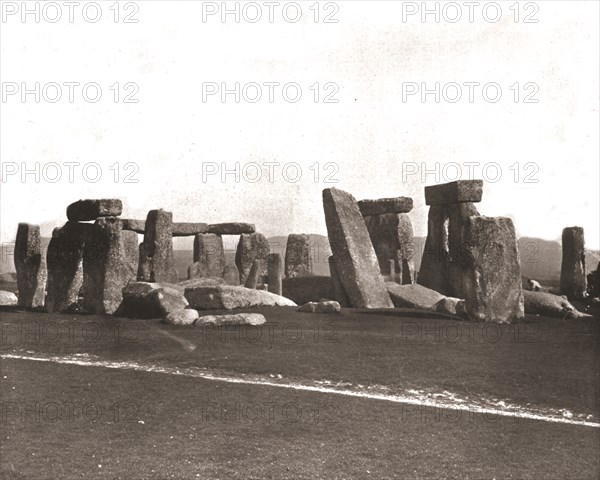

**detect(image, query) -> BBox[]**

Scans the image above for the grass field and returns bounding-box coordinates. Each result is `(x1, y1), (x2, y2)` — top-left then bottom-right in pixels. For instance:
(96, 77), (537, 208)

(1, 307), (599, 479)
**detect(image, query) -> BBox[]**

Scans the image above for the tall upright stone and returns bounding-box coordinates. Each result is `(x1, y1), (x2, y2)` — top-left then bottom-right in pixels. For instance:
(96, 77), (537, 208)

(245, 260), (261, 289)
(14, 223), (47, 308)
(418, 205), (450, 295)
(137, 209), (178, 283)
(268, 253), (283, 295)
(461, 216), (524, 323)
(82, 217), (136, 314)
(45, 221), (92, 312)
(235, 233), (270, 285)
(446, 202), (480, 298)
(322, 188), (392, 308)
(560, 227), (587, 300)
(191, 233), (225, 278)
(285, 234), (313, 278)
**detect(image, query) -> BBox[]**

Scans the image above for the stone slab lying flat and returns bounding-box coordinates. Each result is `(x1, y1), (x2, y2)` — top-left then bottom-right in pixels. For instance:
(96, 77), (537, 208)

(297, 301), (341, 313)
(67, 199), (123, 221)
(184, 285), (296, 310)
(424, 180), (483, 206)
(120, 281), (187, 319)
(208, 223), (256, 235)
(523, 290), (589, 319)
(358, 197), (413, 216)
(195, 313), (266, 326)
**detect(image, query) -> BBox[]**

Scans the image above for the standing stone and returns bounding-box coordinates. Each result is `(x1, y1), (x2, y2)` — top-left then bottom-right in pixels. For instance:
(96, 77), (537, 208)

(192, 233), (225, 278)
(446, 202), (479, 298)
(235, 233), (270, 285)
(66, 199), (122, 222)
(560, 227), (587, 300)
(363, 213), (415, 285)
(268, 253), (283, 295)
(418, 205), (450, 295)
(322, 188), (392, 308)
(137, 209), (178, 283)
(461, 216), (524, 323)
(82, 217), (136, 314)
(328, 256), (350, 307)
(45, 221), (91, 312)
(284, 234), (313, 278)
(244, 260), (261, 289)
(121, 230), (139, 278)
(14, 223), (47, 308)
(222, 264), (240, 286)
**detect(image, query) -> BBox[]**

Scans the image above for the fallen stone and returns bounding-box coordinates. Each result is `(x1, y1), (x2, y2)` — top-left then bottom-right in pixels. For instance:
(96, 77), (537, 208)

(222, 264), (240, 286)
(560, 227), (587, 300)
(137, 209), (178, 283)
(0, 291), (18, 306)
(81, 217), (137, 315)
(184, 285), (296, 310)
(209, 223), (255, 235)
(284, 234), (313, 278)
(191, 233), (225, 278)
(235, 233), (270, 285)
(195, 313), (266, 326)
(267, 253), (283, 295)
(14, 223), (47, 308)
(179, 277), (225, 288)
(297, 301), (341, 313)
(523, 290), (589, 319)
(358, 197), (413, 216)
(434, 297), (465, 317)
(164, 308), (199, 326)
(283, 276), (334, 305)
(66, 199), (122, 221)
(120, 281), (187, 318)
(424, 180), (483, 206)
(386, 282), (445, 310)
(461, 216), (524, 323)
(45, 221), (91, 312)
(323, 188), (393, 308)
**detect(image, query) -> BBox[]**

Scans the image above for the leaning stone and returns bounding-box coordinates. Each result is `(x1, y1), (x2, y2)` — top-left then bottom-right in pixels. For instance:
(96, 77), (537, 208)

(82, 217), (136, 314)
(173, 223), (210, 237)
(184, 285), (296, 310)
(14, 223), (46, 308)
(120, 281), (187, 319)
(0, 291), (18, 307)
(122, 219), (146, 234)
(424, 180), (483, 206)
(297, 301), (341, 313)
(66, 199), (122, 221)
(235, 233), (270, 285)
(386, 282), (445, 310)
(461, 216), (524, 323)
(192, 233), (225, 278)
(209, 223), (256, 235)
(244, 260), (261, 288)
(559, 227), (587, 300)
(222, 264), (240, 286)
(328, 256), (351, 307)
(267, 253), (283, 295)
(323, 188), (392, 308)
(358, 197), (413, 216)
(164, 308), (199, 326)
(137, 209), (178, 283)
(195, 313), (266, 326)
(284, 234), (313, 278)
(45, 221), (91, 312)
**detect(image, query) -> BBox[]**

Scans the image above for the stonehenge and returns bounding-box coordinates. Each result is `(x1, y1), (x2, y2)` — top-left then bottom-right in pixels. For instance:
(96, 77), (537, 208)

(559, 227), (587, 300)
(267, 253), (283, 295)
(137, 209), (179, 283)
(235, 233), (270, 286)
(284, 234), (313, 278)
(14, 223), (47, 308)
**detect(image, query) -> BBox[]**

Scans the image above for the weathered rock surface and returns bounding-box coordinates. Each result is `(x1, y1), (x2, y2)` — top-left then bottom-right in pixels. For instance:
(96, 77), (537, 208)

(358, 197), (413, 216)
(179, 277), (225, 288)
(284, 234), (313, 278)
(282, 276), (334, 305)
(235, 233), (270, 285)
(0, 291), (18, 306)
(386, 282), (445, 310)
(45, 221), (91, 312)
(164, 308), (199, 325)
(173, 223), (209, 237)
(82, 217), (136, 314)
(268, 253), (283, 295)
(195, 313), (266, 326)
(66, 199), (122, 221)
(434, 297), (465, 317)
(297, 301), (341, 313)
(323, 188), (393, 308)
(122, 219), (146, 234)
(446, 202), (480, 298)
(120, 281), (187, 318)
(14, 223), (47, 308)
(209, 223), (255, 235)
(244, 260), (261, 289)
(184, 285), (296, 310)
(328, 256), (351, 307)
(191, 233), (225, 278)
(137, 209), (178, 283)
(425, 180), (483, 206)
(522, 290), (590, 319)
(121, 230), (139, 277)
(461, 216), (524, 323)
(560, 227), (587, 300)
(418, 205), (450, 295)
(222, 264), (240, 286)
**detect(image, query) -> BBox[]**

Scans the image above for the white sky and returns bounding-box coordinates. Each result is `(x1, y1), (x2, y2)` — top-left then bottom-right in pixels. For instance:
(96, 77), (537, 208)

(1, 1), (598, 249)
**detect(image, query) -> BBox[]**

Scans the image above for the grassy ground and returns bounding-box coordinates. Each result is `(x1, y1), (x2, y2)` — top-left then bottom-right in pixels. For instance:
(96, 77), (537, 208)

(1, 307), (599, 479)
